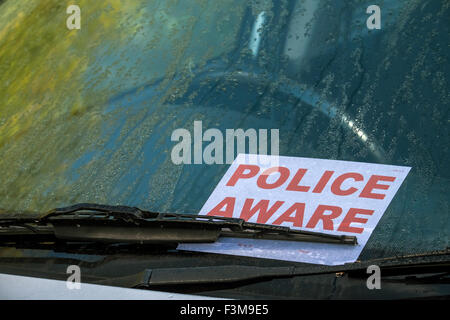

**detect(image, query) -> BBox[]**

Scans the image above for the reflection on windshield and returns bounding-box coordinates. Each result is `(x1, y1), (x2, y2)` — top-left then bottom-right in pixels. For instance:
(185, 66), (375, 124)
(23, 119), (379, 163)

(0, 0), (448, 260)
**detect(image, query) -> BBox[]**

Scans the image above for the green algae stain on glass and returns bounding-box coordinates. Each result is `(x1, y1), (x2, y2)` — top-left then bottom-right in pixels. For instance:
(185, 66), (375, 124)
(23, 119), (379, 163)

(0, 0), (144, 211)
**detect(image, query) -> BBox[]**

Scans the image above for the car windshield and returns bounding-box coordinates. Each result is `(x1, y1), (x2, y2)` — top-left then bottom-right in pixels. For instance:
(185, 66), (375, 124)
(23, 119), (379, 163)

(0, 0), (448, 263)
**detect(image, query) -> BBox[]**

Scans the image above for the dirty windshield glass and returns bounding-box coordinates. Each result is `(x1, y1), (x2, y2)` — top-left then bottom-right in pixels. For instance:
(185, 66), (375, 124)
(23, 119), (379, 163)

(0, 0), (448, 261)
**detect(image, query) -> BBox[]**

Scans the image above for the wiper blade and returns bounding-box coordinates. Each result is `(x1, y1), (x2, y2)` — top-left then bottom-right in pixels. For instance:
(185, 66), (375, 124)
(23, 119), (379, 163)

(0, 203), (357, 245)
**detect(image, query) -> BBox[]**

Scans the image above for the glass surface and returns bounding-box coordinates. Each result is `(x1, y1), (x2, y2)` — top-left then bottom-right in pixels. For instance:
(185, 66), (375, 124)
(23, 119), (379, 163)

(0, 0), (448, 260)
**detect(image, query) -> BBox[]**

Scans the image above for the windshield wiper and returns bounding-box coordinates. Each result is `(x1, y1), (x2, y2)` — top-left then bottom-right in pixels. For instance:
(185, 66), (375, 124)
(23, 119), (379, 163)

(90, 249), (450, 289)
(0, 203), (357, 245)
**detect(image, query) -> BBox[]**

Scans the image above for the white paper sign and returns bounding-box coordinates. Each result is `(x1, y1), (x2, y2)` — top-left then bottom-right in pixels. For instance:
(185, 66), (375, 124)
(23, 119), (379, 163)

(178, 154), (411, 265)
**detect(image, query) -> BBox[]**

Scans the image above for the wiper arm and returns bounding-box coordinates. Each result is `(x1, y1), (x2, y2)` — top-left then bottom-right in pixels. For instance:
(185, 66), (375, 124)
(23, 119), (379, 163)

(92, 257), (450, 289)
(0, 203), (357, 245)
